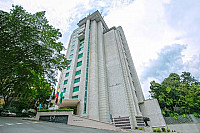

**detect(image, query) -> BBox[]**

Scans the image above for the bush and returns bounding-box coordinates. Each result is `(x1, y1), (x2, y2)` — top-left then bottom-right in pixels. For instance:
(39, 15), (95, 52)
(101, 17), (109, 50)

(38, 108), (73, 112)
(156, 128), (161, 132)
(161, 127), (166, 132)
(135, 127), (138, 129)
(138, 127), (143, 130)
(153, 128), (162, 132)
(167, 128), (170, 132)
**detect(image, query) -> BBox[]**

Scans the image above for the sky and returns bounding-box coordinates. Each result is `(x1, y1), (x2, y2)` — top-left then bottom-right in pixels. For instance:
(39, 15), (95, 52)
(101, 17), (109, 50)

(1, 0), (200, 98)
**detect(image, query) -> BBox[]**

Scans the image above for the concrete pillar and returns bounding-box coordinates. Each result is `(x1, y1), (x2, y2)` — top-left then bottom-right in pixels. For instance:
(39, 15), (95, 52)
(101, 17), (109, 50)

(88, 20), (99, 120)
(80, 19), (90, 116)
(97, 21), (110, 122)
(114, 29), (138, 128)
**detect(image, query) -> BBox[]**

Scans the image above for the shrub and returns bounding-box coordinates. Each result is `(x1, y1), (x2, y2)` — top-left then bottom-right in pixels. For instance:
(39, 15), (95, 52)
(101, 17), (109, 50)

(167, 128), (170, 132)
(161, 127), (166, 132)
(135, 127), (138, 129)
(138, 127), (143, 130)
(156, 128), (161, 132)
(38, 108), (73, 112)
(153, 128), (157, 132)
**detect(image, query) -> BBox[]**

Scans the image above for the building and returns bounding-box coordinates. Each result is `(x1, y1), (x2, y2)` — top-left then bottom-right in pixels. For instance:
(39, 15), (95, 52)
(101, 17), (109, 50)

(57, 10), (166, 129)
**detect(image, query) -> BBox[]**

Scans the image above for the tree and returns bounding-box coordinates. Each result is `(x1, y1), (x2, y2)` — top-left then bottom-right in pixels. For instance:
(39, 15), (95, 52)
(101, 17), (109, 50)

(150, 72), (200, 118)
(0, 5), (68, 110)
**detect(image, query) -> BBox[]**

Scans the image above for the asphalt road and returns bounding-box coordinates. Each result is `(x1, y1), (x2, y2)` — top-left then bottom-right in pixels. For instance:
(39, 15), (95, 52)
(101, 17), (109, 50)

(0, 117), (120, 133)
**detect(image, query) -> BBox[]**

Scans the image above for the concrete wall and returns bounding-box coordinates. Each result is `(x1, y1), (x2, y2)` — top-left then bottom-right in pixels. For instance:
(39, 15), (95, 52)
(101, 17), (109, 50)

(97, 21), (110, 122)
(88, 20), (99, 120)
(140, 99), (166, 127)
(68, 115), (120, 131)
(36, 111), (119, 131)
(35, 111), (74, 120)
(104, 29), (129, 118)
(168, 123), (200, 133)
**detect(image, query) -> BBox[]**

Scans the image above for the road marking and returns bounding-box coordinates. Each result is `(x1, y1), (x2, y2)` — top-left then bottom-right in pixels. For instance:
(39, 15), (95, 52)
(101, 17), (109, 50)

(24, 122), (30, 124)
(0, 125), (4, 127)
(5, 123), (14, 126)
(16, 123), (23, 125)
(33, 121), (39, 124)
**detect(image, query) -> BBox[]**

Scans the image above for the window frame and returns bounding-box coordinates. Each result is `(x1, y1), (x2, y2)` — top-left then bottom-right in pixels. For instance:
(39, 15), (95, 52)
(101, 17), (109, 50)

(74, 77), (80, 83)
(64, 80), (68, 85)
(73, 86), (79, 92)
(75, 70), (81, 76)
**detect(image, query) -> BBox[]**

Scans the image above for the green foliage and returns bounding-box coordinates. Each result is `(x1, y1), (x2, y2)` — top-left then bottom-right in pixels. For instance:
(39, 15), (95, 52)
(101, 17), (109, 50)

(150, 72), (200, 117)
(153, 128), (157, 132)
(38, 108), (73, 112)
(161, 127), (166, 132)
(167, 128), (170, 132)
(0, 5), (68, 110)
(135, 127), (138, 129)
(193, 112), (200, 118)
(153, 128), (161, 132)
(156, 128), (161, 132)
(138, 127), (143, 130)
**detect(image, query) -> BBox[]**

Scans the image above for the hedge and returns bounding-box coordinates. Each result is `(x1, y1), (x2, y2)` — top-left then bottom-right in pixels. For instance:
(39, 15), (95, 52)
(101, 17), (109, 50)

(38, 109), (73, 112)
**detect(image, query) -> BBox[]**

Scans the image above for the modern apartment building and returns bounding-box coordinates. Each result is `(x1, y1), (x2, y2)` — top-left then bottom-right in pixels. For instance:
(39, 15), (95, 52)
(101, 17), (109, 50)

(57, 10), (166, 129)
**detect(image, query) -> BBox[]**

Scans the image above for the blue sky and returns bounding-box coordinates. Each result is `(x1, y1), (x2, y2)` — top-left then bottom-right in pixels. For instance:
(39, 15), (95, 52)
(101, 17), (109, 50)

(1, 0), (200, 98)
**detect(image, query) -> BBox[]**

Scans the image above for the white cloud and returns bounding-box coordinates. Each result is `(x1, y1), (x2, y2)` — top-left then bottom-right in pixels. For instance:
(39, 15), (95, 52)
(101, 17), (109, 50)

(104, 0), (182, 86)
(104, 0), (200, 98)
(141, 44), (200, 98)
(11, 0), (91, 33)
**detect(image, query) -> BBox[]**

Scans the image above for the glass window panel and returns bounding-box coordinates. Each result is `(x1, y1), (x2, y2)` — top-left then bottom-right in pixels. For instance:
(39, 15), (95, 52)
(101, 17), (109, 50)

(75, 70), (81, 76)
(78, 53), (83, 59)
(67, 66), (70, 70)
(64, 80), (68, 85)
(79, 47), (83, 51)
(65, 72), (69, 77)
(73, 86), (79, 92)
(72, 95), (78, 99)
(74, 77), (80, 83)
(69, 54), (73, 59)
(77, 61), (82, 67)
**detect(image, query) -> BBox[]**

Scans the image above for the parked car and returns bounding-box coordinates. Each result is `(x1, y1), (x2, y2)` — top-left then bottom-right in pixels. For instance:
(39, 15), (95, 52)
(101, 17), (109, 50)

(1, 110), (16, 117)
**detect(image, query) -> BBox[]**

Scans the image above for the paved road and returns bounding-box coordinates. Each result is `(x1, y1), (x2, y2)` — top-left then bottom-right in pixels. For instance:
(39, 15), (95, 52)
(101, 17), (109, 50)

(0, 117), (121, 133)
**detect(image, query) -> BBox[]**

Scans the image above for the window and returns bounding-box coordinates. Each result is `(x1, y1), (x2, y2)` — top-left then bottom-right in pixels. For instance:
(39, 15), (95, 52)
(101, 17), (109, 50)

(72, 95), (78, 99)
(77, 61), (82, 67)
(78, 53), (83, 59)
(74, 77), (80, 83)
(69, 54), (73, 59)
(63, 88), (66, 93)
(80, 42), (84, 47)
(73, 86), (79, 92)
(80, 38), (84, 42)
(79, 47), (83, 51)
(65, 72), (69, 77)
(75, 70), (81, 76)
(64, 80), (68, 85)
(67, 66), (70, 70)
(70, 49), (74, 54)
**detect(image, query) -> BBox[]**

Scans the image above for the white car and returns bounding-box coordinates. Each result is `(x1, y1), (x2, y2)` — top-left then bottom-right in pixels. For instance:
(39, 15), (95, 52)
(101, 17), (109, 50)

(1, 110), (16, 117)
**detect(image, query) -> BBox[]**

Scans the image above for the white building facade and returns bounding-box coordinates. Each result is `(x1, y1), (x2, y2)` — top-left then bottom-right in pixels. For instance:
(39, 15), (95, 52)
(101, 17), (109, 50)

(57, 11), (166, 129)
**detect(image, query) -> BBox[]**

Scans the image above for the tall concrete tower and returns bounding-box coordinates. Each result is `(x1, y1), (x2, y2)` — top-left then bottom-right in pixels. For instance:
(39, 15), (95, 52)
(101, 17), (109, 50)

(57, 11), (165, 129)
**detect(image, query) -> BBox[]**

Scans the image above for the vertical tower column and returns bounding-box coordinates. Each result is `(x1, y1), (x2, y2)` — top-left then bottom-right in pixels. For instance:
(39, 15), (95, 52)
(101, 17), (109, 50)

(97, 21), (110, 122)
(88, 20), (99, 120)
(113, 29), (138, 128)
(81, 19), (90, 116)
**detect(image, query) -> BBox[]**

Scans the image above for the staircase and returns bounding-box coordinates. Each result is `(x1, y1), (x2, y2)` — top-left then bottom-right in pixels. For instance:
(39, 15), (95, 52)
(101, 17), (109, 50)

(136, 116), (145, 127)
(113, 116), (131, 129)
